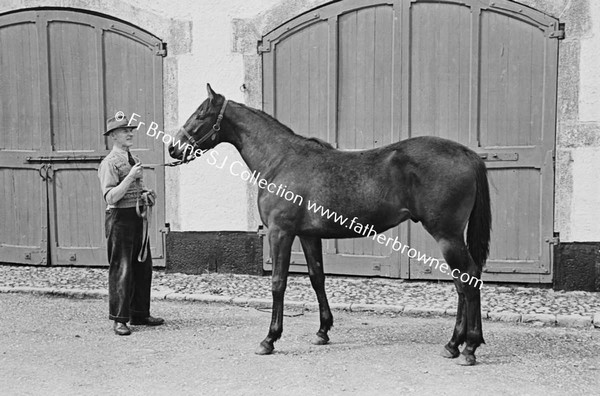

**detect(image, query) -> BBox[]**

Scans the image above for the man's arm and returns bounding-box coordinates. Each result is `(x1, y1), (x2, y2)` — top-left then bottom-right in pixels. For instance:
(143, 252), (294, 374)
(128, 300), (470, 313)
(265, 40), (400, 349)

(98, 161), (141, 205)
(134, 157), (156, 200)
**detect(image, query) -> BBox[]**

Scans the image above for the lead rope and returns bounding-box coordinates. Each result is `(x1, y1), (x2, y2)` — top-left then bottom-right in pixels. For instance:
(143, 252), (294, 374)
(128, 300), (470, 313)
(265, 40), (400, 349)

(135, 179), (151, 262)
(133, 99), (230, 260)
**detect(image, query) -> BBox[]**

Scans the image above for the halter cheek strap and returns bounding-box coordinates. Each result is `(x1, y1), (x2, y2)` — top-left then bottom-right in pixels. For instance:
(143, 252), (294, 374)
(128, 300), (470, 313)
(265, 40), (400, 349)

(153, 98), (228, 166)
(183, 99), (229, 150)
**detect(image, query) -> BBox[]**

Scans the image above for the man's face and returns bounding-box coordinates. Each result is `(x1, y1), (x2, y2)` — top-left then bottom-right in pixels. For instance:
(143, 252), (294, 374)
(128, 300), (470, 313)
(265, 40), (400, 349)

(111, 128), (135, 148)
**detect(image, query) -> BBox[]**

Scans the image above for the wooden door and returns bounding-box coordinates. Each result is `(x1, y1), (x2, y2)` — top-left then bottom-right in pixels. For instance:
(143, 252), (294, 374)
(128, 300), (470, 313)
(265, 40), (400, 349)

(404, 1), (559, 283)
(0, 10), (165, 266)
(261, 0), (561, 282)
(262, 2), (403, 276)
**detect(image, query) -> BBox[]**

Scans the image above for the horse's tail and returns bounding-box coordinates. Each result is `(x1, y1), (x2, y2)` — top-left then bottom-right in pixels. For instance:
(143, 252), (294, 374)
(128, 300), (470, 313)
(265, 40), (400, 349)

(467, 156), (492, 268)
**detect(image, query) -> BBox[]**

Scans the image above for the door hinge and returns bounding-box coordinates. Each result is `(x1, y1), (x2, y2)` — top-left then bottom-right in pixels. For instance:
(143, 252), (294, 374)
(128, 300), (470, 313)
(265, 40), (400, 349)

(545, 236), (560, 245)
(160, 223), (171, 234)
(257, 40), (271, 54)
(549, 23), (565, 40)
(155, 42), (167, 57)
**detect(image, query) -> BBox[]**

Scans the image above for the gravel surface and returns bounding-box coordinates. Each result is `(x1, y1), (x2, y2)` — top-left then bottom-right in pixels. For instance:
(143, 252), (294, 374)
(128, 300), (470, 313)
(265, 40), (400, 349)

(1, 293), (599, 395)
(1, 265), (599, 318)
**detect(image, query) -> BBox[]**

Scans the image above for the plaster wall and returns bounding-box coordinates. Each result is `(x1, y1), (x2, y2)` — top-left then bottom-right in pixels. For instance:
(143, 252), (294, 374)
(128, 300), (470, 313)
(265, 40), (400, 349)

(540, 0), (600, 243)
(568, 1), (600, 242)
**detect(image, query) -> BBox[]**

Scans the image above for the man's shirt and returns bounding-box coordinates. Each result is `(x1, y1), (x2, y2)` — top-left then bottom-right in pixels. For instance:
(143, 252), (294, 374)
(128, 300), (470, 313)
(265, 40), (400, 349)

(98, 146), (144, 209)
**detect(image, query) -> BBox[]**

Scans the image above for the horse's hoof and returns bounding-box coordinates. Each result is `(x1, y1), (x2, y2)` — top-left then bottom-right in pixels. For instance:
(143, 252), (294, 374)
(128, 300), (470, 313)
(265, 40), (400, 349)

(455, 354), (476, 366)
(311, 334), (329, 345)
(441, 345), (460, 359)
(255, 342), (274, 355)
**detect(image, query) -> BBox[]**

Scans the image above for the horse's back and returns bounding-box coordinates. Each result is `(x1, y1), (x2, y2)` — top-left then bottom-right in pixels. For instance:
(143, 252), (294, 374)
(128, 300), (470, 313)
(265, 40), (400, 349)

(393, 136), (480, 162)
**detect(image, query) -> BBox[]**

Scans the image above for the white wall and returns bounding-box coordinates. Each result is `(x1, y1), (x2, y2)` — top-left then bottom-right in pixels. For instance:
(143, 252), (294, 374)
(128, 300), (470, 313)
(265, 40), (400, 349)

(145, 0), (278, 232)
(167, 0), (267, 231)
(579, 1), (600, 122)
(566, 0), (600, 241)
(570, 148), (600, 241)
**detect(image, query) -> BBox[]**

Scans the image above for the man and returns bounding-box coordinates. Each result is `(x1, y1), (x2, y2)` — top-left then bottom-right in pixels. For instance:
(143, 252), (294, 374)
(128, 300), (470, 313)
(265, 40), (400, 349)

(98, 115), (164, 336)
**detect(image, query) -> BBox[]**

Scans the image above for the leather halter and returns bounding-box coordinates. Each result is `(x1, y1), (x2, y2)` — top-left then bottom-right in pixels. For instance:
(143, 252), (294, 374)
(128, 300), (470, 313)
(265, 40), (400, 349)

(182, 98), (228, 154)
(145, 98), (228, 167)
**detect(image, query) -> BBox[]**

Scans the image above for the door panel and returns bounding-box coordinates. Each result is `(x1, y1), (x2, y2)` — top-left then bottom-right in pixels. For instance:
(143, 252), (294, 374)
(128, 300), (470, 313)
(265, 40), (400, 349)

(0, 21), (43, 150)
(48, 20), (101, 152)
(479, 11), (545, 147)
(0, 167), (47, 265)
(48, 165), (106, 265)
(409, 2), (471, 143)
(338, 6), (394, 150)
(335, 5), (397, 275)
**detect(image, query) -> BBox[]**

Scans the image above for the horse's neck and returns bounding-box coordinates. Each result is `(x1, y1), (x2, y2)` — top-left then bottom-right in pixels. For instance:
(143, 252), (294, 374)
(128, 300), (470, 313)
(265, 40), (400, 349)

(227, 103), (298, 179)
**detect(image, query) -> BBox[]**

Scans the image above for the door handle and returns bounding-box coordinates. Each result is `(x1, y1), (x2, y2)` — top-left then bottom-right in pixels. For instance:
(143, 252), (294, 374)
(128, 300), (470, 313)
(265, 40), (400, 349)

(46, 164), (54, 181)
(478, 153), (519, 161)
(38, 164), (47, 181)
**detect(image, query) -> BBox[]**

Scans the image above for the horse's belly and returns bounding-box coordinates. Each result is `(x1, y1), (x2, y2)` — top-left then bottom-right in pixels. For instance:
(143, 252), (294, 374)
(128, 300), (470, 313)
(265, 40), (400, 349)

(298, 205), (411, 238)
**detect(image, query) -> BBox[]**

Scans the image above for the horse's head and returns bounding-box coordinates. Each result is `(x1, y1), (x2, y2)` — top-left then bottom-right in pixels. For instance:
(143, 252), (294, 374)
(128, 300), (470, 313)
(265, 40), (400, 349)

(169, 84), (228, 160)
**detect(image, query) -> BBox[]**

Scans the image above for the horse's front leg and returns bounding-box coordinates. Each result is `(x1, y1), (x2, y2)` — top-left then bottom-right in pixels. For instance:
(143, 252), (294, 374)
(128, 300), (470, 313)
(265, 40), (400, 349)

(255, 226), (295, 355)
(299, 236), (333, 345)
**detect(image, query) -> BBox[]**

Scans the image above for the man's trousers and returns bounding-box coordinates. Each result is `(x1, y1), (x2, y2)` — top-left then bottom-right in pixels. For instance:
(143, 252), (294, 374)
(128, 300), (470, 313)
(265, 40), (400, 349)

(105, 207), (152, 322)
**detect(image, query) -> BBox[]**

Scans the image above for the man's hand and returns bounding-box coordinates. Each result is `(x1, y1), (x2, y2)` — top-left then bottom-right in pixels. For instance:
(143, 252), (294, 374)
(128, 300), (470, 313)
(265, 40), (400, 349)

(143, 189), (157, 200)
(141, 189), (156, 206)
(127, 162), (143, 180)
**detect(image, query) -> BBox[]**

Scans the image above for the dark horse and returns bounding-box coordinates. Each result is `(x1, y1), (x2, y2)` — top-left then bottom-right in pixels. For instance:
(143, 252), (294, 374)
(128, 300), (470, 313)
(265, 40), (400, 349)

(169, 85), (491, 366)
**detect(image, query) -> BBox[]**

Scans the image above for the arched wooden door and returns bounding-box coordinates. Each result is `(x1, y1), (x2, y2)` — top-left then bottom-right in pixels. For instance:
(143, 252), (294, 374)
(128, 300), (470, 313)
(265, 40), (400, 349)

(261, 0), (561, 283)
(0, 9), (165, 266)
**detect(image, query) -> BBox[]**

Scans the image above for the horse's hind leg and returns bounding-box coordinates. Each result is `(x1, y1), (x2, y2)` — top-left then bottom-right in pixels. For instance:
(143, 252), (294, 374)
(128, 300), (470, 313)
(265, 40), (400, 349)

(255, 226), (295, 355)
(437, 236), (484, 366)
(441, 282), (465, 359)
(300, 236), (333, 345)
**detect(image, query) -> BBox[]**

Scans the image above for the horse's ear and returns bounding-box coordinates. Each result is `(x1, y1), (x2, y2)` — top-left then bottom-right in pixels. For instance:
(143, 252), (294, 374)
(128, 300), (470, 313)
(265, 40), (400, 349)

(207, 84), (217, 102)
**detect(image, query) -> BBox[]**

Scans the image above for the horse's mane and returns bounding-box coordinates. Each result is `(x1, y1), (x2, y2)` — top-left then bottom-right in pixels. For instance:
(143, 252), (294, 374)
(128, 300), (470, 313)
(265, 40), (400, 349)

(242, 104), (334, 150)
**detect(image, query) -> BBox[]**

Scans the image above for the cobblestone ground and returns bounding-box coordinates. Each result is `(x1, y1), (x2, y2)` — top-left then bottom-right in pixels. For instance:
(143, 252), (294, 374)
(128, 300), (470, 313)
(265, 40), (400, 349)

(1, 266), (599, 317)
